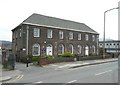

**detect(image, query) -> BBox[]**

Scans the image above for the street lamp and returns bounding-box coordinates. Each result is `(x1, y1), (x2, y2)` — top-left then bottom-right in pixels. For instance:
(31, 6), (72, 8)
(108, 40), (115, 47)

(103, 7), (119, 58)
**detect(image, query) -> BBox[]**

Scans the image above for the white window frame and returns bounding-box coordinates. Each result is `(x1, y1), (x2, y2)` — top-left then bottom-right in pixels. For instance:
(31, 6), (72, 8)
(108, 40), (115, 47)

(20, 32), (21, 37)
(78, 33), (81, 40)
(69, 32), (73, 40)
(59, 31), (64, 39)
(32, 44), (40, 56)
(20, 29), (21, 37)
(92, 35), (95, 41)
(34, 28), (40, 37)
(47, 29), (52, 38)
(77, 45), (82, 54)
(85, 34), (89, 41)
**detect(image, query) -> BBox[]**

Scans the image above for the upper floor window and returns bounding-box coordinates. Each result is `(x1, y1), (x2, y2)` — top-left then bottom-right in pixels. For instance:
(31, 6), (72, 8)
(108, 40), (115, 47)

(34, 28), (40, 37)
(78, 33), (81, 40)
(59, 31), (63, 39)
(47, 29), (52, 38)
(69, 32), (73, 40)
(15, 32), (18, 38)
(20, 29), (21, 38)
(92, 35), (95, 41)
(85, 34), (89, 41)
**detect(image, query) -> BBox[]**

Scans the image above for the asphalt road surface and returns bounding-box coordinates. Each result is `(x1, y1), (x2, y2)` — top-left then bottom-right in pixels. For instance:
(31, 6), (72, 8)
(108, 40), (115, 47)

(6, 61), (118, 83)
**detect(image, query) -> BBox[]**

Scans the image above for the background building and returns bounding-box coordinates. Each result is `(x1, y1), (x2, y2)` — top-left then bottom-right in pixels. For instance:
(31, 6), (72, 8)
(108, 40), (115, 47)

(0, 40), (12, 64)
(12, 13), (99, 62)
(99, 40), (120, 53)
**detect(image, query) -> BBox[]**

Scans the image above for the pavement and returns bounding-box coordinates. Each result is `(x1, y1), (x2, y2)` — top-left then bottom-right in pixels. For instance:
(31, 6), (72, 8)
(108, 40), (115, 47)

(0, 58), (118, 83)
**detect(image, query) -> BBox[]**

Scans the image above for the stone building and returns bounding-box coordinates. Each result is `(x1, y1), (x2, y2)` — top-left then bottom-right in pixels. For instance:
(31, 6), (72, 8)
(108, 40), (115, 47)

(12, 13), (99, 61)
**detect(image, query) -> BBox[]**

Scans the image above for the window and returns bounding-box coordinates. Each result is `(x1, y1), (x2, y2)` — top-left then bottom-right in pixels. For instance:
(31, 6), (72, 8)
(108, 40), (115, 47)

(34, 28), (40, 37)
(59, 31), (63, 39)
(20, 29), (21, 37)
(78, 33), (81, 40)
(15, 32), (18, 38)
(58, 44), (64, 54)
(85, 34), (89, 41)
(92, 45), (95, 54)
(15, 45), (17, 51)
(92, 35), (95, 41)
(47, 29), (52, 38)
(77, 45), (82, 54)
(32, 44), (40, 56)
(20, 32), (21, 37)
(68, 44), (73, 54)
(69, 32), (73, 40)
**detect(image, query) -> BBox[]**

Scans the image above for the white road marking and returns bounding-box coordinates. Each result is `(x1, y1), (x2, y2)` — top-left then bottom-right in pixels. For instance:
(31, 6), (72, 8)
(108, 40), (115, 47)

(16, 75), (21, 79)
(6, 75), (24, 83)
(67, 80), (77, 83)
(95, 70), (112, 76)
(16, 75), (24, 80)
(34, 81), (43, 83)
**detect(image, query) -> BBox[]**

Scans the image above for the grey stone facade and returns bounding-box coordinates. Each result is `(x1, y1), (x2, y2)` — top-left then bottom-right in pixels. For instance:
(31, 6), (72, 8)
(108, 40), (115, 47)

(12, 14), (99, 61)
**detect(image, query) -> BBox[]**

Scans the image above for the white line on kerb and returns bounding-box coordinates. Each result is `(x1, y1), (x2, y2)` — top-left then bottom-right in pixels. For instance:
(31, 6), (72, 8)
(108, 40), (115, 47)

(95, 70), (112, 76)
(67, 80), (77, 83)
(34, 81), (43, 83)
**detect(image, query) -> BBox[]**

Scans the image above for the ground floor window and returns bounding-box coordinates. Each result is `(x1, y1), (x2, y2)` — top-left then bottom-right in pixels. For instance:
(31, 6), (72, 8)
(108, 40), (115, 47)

(58, 44), (64, 54)
(92, 45), (96, 54)
(68, 44), (73, 54)
(32, 44), (40, 56)
(77, 45), (82, 54)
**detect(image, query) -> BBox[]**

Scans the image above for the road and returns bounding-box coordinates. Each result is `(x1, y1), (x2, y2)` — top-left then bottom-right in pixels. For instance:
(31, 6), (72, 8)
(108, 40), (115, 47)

(5, 61), (118, 84)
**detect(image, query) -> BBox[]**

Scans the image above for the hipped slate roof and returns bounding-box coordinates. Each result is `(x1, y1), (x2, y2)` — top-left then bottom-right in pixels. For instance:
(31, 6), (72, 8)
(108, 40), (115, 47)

(15, 13), (99, 34)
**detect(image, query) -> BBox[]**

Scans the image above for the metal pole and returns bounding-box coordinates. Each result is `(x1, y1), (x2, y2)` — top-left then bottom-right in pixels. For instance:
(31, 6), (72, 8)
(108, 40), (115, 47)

(103, 7), (119, 59)
(26, 26), (29, 67)
(26, 26), (29, 55)
(103, 12), (106, 59)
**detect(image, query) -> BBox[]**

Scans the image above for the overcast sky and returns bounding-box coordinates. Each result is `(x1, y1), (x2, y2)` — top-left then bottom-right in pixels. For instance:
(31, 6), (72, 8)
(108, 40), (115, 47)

(0, 0), (119, 41)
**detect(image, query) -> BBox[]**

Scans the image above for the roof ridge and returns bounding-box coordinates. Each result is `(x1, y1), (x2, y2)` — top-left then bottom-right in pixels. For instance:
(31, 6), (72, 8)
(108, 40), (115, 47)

(13, 13), (99, 34)
(29, 13), (83, 25)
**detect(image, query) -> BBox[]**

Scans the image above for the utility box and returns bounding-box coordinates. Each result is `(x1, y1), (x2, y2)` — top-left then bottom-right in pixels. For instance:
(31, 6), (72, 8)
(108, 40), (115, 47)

(8, 54), (15, 70)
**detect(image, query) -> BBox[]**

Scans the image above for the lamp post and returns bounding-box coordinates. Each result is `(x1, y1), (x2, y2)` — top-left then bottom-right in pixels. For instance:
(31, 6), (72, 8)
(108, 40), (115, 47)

(103, 7), (119, 59)
(26, 26), (29, 67)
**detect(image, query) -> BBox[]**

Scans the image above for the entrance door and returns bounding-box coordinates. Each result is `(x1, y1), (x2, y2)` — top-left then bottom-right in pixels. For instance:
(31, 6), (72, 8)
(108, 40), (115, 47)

(85, 46), (89, 56)
(46, 44), (53, 55)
